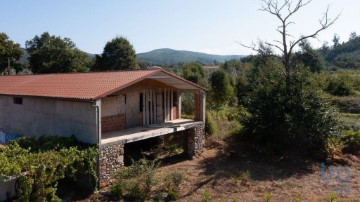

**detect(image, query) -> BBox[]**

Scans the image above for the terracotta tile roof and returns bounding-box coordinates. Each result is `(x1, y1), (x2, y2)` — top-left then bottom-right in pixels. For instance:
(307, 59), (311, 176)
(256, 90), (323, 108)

(0, 69), (206, 101)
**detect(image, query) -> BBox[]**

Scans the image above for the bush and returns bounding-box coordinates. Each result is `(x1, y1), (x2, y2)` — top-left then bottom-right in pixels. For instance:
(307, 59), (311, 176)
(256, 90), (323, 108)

(110, 158), (157, 201)
(0, 136), (98, 201)
(164, 171), (184, 192)
(205, 111), (217, 136)
(325, 72), (355, 96)
(331, 96), (360, 114)
(341, 130), (360, 155)
(243, 66), (340, 156)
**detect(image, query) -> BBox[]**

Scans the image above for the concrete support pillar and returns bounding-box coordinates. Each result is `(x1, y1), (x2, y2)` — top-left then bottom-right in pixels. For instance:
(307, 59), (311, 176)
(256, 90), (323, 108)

(186, 123), (205, 158)
(99, 142), (124, 188)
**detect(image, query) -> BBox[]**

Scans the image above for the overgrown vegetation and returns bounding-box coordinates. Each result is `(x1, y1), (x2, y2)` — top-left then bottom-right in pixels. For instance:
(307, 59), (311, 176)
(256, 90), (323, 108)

(0, 136), (98, 201)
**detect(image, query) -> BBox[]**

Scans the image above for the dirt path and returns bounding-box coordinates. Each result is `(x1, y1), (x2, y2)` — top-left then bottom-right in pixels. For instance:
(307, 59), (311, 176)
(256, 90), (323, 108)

(156, 142), (360, 201)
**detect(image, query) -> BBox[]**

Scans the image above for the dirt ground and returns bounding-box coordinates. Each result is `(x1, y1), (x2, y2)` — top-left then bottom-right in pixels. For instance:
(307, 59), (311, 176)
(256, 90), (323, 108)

(84, 140), (360, 202)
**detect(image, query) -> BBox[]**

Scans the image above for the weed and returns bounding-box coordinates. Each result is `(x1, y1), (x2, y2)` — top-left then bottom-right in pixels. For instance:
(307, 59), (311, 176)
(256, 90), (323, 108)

(264, 192), (272, 202)
(326, 193), (337, 202)
(294, 193), (300, 202)
(203, 191), (211, 202)
(235, 170), (251, 186)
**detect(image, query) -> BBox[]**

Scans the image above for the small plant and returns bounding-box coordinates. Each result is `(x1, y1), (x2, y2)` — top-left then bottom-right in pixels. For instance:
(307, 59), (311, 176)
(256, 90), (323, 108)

(235, 170), (251, 186)
(203, 191), (211, 202)
(164, 171), (184, 191)
(264, 192), (272, 202)
(294, 193), (300, 202)
(111, 158), (158, 201)
(326, 193), (337, 202)
(325, 136), (345, 158)
(167, 190), (177, 201)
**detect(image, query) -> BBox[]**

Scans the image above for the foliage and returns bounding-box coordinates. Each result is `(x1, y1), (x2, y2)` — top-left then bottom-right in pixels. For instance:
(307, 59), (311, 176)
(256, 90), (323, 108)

(93, 36), (138, 71)
(234, 170), (251, 186)
(322, 35), (360, 69)
(326, 193), (337, 202)
(0, 136), (98, 201)
(202, 191), (211, 202)
(110, 158), (157, 201)
(0, 33), (23, 72)
(205, 111), (217, 136)
(326, 72), (355, 96)
(325, 136), (345, 158)
(293, 40), (325, 72)
(264, 192), (272, 202)
(209, 70), (235, 108)
(339, 113), (360, 131)
(182, 62), (205, 85)
(341, 130), (360, 155)
(181, 92), (195, 117)
(26, 32), (90, 73)
(243, 65), (340, 156)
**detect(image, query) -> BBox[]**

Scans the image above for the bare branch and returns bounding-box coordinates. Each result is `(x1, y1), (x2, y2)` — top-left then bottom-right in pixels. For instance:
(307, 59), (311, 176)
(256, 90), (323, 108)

(265, 41), (284, 52)
(289, 7), (341, 54)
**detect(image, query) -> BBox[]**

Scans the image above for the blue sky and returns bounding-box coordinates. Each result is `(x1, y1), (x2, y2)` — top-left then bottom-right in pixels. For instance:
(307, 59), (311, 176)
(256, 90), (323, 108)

(1, 0), (359, 55)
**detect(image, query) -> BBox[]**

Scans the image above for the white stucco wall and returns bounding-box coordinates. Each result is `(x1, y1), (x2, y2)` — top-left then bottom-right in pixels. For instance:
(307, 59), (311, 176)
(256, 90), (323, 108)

(0, 95), (98, 144)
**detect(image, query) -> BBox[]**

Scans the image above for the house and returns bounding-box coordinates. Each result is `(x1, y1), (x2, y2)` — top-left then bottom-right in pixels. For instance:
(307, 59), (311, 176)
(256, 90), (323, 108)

(0, 68), (206, 186)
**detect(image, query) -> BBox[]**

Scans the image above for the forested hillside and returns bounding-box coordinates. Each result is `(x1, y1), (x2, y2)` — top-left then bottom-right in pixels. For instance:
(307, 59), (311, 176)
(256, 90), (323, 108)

(320, 33), (360, 69)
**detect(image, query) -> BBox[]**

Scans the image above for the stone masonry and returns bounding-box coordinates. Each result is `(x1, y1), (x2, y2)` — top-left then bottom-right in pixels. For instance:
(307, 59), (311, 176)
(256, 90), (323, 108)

(99, 142), (124, 188)
(98, 123), (205, 188)
(186, 123), (205, 158)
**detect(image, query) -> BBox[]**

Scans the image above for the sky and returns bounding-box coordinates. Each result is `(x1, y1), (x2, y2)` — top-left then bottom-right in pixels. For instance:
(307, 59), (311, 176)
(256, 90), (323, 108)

(1, 0), (360, 55)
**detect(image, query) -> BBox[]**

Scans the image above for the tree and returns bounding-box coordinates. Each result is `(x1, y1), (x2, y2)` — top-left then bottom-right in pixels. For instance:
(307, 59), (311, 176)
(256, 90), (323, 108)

(293, 39), (325, 72)
(209, 70), (234, 108)
(349, 32), (357, 41)
(0, 33), (23, 72)
(26, 32), (89, 73)
(333, 34), (340, 47)
(242, 0), (339, 95)
(182, 62), (205, 84)
(93, 36), (138, 70)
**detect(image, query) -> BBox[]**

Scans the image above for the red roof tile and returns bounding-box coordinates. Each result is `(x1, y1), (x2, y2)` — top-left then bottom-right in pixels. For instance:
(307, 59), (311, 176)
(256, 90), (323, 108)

(0, 69), (206, 101)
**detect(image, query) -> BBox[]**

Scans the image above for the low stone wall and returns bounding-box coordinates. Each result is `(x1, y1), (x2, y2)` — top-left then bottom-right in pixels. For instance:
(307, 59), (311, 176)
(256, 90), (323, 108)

(99, 142), (124, 188)
(186, 123), (205, 158)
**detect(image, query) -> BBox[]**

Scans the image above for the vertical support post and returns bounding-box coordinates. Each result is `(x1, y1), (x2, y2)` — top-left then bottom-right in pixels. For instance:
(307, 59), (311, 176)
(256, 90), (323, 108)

(170, 88), (173, 120)
(142, 90), (146, 126)
(178, 90), (182, 119)
(164, 88), (167, 121)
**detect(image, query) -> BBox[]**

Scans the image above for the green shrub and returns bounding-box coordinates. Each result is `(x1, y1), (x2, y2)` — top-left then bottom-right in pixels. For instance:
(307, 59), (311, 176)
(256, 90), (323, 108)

(164, 171), (184, 191)
(0, 136), (98, 201)
(325, 72), (356, 96)
(332, 96), (360, 114)
(167, 190), (177, 201)
(341, 130), (360, 155)
(243, 66), (340, 156)
(205, 111), (217, 136)
(110, 158), (157, 201)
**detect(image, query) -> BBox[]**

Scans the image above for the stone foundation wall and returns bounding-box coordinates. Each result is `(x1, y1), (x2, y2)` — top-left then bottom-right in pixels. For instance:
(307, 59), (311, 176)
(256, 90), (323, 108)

(186, 123), (205, 158)
(99, 142), (124, 188)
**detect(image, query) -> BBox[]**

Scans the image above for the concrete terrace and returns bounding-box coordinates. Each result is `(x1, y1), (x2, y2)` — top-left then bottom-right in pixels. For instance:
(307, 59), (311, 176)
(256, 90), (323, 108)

(101, 119), (202, 145)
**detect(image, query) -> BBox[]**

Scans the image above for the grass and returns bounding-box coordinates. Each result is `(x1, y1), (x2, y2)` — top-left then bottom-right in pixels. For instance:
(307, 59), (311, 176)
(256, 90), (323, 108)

(340, 113), (360, 131)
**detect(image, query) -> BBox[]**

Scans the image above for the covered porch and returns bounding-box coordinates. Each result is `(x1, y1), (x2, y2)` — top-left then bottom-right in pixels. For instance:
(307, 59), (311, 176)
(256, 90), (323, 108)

(101, 119), (202, 145)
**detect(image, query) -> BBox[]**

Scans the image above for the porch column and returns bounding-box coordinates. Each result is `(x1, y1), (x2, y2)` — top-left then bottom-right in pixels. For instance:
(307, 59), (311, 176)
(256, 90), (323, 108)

(186, 123), (205, 158)
(194, 90), (206, 122)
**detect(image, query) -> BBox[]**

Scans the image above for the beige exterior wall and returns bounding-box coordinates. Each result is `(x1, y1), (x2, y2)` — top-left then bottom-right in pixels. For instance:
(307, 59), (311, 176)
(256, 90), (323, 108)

(101, 79), (181, 129)
(0, 95), (98, 144)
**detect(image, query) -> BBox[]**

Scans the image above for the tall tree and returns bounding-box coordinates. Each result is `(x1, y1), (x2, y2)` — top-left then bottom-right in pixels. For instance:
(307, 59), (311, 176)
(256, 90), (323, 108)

(242, 0), (339, 94)
(182, 62), (205, 84)
(93, 36), (138, 70)
(26, 32), (89, 73)
(0, 33), (23, 72)
(209, 70), (234, 108)
(293, 39), (325, 72)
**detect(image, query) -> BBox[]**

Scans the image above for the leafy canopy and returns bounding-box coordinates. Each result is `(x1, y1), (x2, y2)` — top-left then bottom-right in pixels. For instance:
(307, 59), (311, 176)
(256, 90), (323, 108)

(26, 32), (89, 73)
(0, 33), (23, 72)
(93, 36), (138, 70)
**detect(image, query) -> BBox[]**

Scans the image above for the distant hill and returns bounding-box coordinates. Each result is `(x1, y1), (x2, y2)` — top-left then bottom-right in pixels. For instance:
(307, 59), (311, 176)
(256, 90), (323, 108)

(18, 48), (243, 66)
(137, 48), (243, 66)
